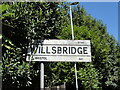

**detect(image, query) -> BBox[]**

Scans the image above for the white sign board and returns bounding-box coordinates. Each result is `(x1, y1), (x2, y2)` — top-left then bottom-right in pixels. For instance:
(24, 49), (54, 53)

(26, 40), (91, 62)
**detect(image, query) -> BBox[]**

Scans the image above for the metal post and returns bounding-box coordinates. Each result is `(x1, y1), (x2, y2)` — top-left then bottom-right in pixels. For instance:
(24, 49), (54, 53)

(40, 63), (44, 90)
(75, 63), (78, 90)
(70, 5), (74, 40)
(70, 5), (78, 90)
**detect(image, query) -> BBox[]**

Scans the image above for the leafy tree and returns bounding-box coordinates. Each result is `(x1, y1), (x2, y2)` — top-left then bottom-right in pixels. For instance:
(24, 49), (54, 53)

(1, 2), (119, 90)
(2, 2), (66, 89)
(46, 3), (119, 90)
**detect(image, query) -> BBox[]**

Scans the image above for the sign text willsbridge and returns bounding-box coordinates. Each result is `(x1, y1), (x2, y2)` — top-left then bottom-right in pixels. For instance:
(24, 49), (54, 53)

(26, 40), (91, 62)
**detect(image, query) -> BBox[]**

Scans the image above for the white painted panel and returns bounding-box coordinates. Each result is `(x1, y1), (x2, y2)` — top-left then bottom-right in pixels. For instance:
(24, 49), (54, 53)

(26, 40), (91, 62)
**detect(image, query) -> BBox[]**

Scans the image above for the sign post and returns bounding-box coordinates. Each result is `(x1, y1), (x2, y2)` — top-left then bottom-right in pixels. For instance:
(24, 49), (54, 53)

(40, 63), (44, 89)
(26, 3), (91, 90)
(26, 39), (91, 89)
(70, 4), (78, 90)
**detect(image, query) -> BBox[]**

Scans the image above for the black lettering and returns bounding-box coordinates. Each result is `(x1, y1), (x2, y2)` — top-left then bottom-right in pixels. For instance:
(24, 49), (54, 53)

(63, 47), (68, 54)
(52, 47), (56, 54)
(69, 47), (71, 54)
(46, 47), (50, 54)
(58, 47), (62, 54)
(35, 57), (47, 60)
(77, 47), (82, 54)
(83, 47), (88, 54)
(71, 47), (76, 54)
(42, 57), (47, 60)
(41, 47), (45, 54)
(39, 47), (41, 53)
(35, 57), (38, 59)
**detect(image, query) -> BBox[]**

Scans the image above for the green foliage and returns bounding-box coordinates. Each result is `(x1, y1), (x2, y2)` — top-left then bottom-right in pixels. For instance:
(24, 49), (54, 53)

(78, 64), (101, 90)
(46, 4), (119, 90)
(2, 2), (66, 89)
(45, 62), (75, 87)
(2, 2), (119, 90)
(0, 4), (14, 19)
(52, 25), (102, 89)
(2, 36), (36, 88)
